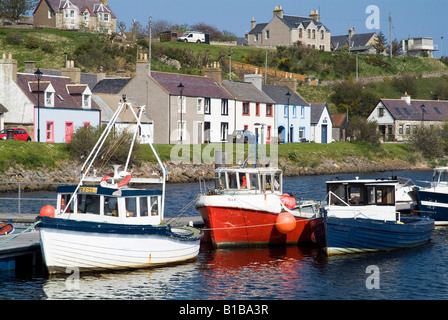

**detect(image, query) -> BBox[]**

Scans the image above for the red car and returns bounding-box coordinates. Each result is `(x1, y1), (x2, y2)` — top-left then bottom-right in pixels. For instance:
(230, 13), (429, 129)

(0, 128), (31, 141)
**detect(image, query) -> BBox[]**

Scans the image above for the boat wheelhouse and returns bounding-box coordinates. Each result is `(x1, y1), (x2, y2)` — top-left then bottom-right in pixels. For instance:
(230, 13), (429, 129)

(310, 178), (434, 256)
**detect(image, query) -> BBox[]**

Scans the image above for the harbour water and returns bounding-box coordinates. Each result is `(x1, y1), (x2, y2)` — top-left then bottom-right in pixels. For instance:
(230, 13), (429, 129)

(1, 170), (448, 301)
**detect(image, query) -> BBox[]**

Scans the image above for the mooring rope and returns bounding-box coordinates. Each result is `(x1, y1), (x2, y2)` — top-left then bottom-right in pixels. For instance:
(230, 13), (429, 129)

(0, 220), (41, 246)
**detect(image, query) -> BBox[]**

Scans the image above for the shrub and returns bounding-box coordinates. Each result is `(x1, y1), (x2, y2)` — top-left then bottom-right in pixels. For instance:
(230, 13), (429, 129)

(67, 125), (142, 168)
(25, 36), (40, 49)
(5, 31), (23, 45)
(40, 41), (55, 54)
(408, 126), (444, 159)
(347, 116), (381, 145)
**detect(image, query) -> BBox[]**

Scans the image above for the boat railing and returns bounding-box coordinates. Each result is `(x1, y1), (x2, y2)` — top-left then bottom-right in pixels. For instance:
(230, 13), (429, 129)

(327, 191), (350, 207)
(0, 181), (67, 215)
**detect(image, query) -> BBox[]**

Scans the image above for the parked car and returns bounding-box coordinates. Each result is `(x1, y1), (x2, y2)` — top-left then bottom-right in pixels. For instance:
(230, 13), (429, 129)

(0, 128), (31, 141)
(229, 130), (256, 144)
(177, 31), (206, 43)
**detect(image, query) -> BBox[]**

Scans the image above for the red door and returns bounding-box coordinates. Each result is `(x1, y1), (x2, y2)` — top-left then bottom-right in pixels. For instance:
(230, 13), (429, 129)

(65, 122), (74, 143)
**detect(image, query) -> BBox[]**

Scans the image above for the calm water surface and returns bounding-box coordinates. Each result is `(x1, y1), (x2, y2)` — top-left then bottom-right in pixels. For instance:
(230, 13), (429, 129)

(1, 170), (448, 300)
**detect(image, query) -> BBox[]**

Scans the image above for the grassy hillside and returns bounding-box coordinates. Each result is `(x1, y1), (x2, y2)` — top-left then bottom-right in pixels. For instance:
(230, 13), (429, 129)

(1, 28), (447, 80)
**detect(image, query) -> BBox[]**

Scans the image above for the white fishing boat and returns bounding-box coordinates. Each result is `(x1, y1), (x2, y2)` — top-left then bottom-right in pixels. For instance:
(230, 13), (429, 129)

(37, 96), (202, 274)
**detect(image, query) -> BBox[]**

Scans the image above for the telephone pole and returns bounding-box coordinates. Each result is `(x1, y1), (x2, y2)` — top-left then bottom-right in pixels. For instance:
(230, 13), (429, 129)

(389, 13), (392, 57)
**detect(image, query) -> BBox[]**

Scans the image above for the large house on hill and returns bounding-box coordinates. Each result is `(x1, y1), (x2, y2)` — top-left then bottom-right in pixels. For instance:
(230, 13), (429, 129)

(248, 6), (331, 51)
(33, 0), (117, 34)
(331, 28), (378, 54)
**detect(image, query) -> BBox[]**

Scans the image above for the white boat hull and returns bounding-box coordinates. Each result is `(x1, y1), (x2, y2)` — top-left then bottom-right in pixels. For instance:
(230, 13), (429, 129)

(39, 227), (200, 274)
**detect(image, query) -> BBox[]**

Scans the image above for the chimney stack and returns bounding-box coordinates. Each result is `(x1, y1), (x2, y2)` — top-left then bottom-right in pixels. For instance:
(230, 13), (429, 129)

(348, 28), (355, 38)
(0, 52), (18, 82)
(273, 6), (284, 18)
(204, 62), (222, 85)
(251, 17), (256, 30)
(100, 0), (107, 5)
(310, 9), (319, 22)
(61, 60), (81, 83)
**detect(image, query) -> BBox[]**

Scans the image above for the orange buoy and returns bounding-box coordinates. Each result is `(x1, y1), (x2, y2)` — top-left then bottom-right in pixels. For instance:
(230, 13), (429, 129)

(280, 193), (296, 209)
(275, 211), (297, 234)
(40, 205), (55, 217)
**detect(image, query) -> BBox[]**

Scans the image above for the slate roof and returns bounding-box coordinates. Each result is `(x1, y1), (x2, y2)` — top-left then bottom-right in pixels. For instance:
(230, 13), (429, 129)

(222, 80), (275, 104)
(262, 84), (308, 106)
(151, 72), (234, 100)
(310, 102), (332, 124)
(249, 14), (330, 34)
(35, 0), (116, 18)
(16, 73), (100, 110)
(92, 78), (132, 94)
(379, 99), (448, 121)
(331, 33), (376, 50)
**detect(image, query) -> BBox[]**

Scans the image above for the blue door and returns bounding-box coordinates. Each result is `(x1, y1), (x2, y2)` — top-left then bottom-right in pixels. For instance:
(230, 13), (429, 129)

(321, 125), (327, 143)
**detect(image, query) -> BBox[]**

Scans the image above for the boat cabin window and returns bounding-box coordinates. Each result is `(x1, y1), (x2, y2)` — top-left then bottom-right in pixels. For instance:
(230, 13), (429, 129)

(59, 194), (75, 213)
(248, 173), (259, 190)
(104, 196), (118, 216)
(227, 172), (238, 189)
(150, 196), (159, 216)
(125, 198), (136, 217)
(263, 173), (281, 192)
(367, 185), (395, 205)
(126, 196), (160, 218)
(77, 194), (100, 214)
(239, 172), (247, 189)
(328, 184), (347, 205)
(434, 170), (448, 186)
(347, 185), (364, 205)
(216, 172), (226, 189)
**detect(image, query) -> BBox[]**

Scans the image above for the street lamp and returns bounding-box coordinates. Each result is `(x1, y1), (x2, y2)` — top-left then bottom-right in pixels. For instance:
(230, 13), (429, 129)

(178, 82), (184, 144)
(286, 90), (291, 143)
(34, 68), (43, 142)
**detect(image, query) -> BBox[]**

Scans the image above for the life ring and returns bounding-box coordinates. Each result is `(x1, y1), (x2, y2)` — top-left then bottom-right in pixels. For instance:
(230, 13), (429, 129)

(100, 171), (132, 189)
(280, 193), (296, 209)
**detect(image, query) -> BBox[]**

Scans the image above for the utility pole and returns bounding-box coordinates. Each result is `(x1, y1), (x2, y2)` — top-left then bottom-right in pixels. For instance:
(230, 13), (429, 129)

(149, 16), (152, 75)
(389, 13), (392, 57)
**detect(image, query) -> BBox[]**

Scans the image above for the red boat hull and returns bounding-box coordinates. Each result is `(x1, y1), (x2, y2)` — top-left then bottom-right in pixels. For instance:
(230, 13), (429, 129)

(197, 205), (313, 248)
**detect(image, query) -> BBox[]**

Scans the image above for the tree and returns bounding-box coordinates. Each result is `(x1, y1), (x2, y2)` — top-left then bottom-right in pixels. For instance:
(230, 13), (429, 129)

(391, 39), (402, 56)
(347, 116), (381, 145)
(330, 81), (380, 117)
(408, 125), (444, 159)
(0, 0), (38, 21)
(374, 32), (388, 55)
(190, 23), (222, 40)
(116, 20), (127, 35)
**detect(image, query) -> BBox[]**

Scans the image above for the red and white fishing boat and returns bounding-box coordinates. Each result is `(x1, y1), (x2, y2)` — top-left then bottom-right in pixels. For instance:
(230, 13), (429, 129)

(196, 144), (319, 248)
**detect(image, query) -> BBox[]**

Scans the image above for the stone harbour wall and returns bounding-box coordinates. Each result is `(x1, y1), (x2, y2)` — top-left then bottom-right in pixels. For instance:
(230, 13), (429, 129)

(0, 157), (430, 192)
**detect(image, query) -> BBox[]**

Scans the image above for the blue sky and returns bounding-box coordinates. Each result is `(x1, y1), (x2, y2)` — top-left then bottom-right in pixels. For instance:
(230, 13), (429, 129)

(108, 0), (448, 57)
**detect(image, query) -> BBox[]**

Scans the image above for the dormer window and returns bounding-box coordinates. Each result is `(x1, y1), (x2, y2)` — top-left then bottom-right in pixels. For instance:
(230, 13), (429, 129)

(82, 94), (91, 108)
(84, 11), (90, 21)
(43, 83), (55, 107)
(45, 92), (54, 106)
